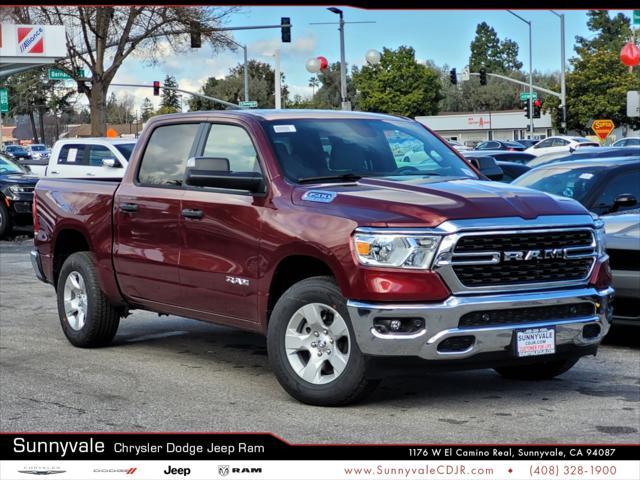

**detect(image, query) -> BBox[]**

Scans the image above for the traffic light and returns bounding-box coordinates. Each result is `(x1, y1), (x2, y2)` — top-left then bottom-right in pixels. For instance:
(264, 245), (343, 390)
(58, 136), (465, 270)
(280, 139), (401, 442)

(523, 100), (530, 119)
(190, 21), (201, 48)
(153, 81), (160, 96)
(449, 68), (457, 85)
(479, 67), (487, 86)
(533, 99), (541, 119)
(281, 17), (291, 43)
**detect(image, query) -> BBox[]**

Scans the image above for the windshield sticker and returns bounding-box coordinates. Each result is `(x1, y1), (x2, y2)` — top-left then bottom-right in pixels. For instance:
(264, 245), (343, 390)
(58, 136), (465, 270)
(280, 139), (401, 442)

(273, 125), (296, 133)
(67, 149), (78, 163)
(302, 190), (336, 203)
(579, 173), (594, 180)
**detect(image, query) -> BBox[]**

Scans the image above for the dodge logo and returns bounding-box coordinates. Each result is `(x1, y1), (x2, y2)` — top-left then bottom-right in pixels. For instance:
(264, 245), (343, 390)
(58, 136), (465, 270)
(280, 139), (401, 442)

(502, 249), (568, 262)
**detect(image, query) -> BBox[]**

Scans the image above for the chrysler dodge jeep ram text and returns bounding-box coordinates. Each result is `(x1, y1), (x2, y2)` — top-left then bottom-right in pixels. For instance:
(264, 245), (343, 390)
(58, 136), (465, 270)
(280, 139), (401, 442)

(31, 110), (614, 406)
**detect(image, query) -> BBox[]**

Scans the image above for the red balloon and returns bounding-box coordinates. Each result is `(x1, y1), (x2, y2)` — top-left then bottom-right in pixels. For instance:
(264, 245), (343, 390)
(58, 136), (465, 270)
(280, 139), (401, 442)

(317, 56), (329, 71)
(620, 42), (640, 67)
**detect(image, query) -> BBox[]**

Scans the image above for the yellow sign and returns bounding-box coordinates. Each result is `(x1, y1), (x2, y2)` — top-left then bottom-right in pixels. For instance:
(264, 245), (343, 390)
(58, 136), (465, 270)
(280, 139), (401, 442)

(591, 119), (615, 141)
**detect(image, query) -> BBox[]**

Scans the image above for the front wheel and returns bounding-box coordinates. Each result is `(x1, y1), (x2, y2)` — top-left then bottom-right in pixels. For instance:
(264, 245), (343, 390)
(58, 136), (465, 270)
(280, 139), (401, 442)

(0, 202), (12, 239)
(494, 357), (579, 380)
(56, 252), (120, 347)
(267, 276), (378, 406)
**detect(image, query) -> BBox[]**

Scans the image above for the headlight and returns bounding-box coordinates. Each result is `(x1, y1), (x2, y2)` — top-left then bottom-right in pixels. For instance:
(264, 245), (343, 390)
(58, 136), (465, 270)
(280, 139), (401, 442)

(353, 232), (441, 269)
(9, 185), (30, 194)
(593, 219), (607, 258)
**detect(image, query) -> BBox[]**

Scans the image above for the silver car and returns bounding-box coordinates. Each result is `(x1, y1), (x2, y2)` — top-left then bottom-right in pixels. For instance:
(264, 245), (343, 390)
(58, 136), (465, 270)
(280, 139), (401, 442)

(602, 208), (640, 325)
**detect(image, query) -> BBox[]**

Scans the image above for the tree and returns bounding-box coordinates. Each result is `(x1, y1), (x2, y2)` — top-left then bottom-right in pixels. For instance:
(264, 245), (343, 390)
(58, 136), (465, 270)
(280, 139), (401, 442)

(469, 22), (523, 74)
(6, 6), (237, 135)
(352, 46), (443, 117)
(308, 76), (320, 97)
(160, 75), (181, 113)
(188, 60), (289, 110)
(312, 62), (356, 109)
(106, 91), (135, 124)
(141, 98), (154, 121)
(575, 10), (632, 56)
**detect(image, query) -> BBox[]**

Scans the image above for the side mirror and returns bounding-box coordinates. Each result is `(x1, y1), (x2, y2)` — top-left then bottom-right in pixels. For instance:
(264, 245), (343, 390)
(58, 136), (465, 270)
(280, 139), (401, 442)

(469, 156), (504, 181)
(185, 156), (265, 193)
(611, 193), (637, 212)
(102, 158), (121, 168)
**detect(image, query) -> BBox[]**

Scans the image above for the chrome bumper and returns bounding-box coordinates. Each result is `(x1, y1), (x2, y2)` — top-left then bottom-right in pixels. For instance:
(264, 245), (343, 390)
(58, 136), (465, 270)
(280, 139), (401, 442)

(347, 287), (614, 361)
(30, 250), (46, 283)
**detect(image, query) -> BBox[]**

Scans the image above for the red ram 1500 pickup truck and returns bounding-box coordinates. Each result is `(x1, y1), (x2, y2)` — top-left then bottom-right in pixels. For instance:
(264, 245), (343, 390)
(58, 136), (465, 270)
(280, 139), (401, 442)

(32, 110), (614, 406)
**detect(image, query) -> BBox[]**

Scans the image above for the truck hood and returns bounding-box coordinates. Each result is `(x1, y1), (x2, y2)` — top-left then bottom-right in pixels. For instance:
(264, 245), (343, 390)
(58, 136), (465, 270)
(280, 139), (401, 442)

(291, 176), (588, 227)
(0, 174), (39, 186)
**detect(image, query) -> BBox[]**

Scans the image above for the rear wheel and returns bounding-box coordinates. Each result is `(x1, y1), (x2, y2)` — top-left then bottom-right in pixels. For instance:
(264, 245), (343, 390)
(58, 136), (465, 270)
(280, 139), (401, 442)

(56, 252), (120, 347)
(494, 357), (579, 380)
(267, 276), (378, 406)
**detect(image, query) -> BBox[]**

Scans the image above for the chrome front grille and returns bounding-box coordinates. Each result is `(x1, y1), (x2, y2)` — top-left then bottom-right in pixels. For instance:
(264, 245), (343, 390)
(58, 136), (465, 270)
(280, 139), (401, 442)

(434, 227), (597, 294)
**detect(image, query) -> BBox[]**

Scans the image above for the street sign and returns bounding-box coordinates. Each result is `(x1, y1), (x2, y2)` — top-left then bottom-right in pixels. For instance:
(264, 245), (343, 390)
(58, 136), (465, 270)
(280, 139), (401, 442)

(48, 68), (85, 80)
(519, 92), (538, 101)
(0, 88), (8, 113)
(634, 10), (640, 26)
(591, 119), (615, 141)
(628, 91), (640, 117)
(239, 101), (258, 108)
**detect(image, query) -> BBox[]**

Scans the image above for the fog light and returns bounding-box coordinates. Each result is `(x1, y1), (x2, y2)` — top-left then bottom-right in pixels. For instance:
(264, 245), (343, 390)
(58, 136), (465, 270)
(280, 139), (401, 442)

(583, 324), (601, 339)
(373, 318), (424, 335)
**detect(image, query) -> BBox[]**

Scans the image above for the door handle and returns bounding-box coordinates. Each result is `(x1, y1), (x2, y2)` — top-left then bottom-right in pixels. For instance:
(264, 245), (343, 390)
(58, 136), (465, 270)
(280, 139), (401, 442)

(50, 170), (59, 174)
(120, 203), (139, 213)
(181, 208), (204, 219)
(86, 172), (96, 176)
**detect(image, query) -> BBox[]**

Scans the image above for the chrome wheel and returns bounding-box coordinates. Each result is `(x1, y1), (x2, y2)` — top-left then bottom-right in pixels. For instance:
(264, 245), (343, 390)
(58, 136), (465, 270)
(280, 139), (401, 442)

(285, 303), (351, 385)
(63, 271), (88, 331)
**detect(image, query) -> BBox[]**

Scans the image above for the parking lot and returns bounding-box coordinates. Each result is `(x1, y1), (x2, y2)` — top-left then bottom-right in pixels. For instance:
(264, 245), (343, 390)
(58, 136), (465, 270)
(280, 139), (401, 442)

(1, 237), (638, 444)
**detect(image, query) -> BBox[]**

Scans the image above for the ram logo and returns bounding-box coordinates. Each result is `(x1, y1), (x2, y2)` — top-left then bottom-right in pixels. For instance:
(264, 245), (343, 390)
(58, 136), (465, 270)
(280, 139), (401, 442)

(502, 249), (568, 262)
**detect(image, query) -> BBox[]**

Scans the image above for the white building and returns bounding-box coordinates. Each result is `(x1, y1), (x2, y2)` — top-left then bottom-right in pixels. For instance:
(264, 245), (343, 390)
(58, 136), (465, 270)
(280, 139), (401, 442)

(415, 110), (555, 146)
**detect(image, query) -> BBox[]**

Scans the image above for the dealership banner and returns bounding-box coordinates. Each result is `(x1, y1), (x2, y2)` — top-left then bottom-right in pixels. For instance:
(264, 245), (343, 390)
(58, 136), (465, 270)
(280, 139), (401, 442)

(1, 434), (638, 479)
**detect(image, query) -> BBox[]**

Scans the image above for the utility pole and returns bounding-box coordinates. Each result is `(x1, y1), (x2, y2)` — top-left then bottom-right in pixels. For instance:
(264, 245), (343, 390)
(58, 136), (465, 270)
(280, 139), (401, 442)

(508, 10), (534, 136)
(274, 49), (282, 109)
(551, 10), (567, 132)
(228, 38), (250, 102)
(311, 8), (375, 111)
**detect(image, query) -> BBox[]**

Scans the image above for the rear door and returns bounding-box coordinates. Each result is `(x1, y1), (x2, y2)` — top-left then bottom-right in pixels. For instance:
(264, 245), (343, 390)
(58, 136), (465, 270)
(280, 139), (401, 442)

(48, 143), (88, 177)
(113, 122), (200, 306)
(178, 121), (264, 323)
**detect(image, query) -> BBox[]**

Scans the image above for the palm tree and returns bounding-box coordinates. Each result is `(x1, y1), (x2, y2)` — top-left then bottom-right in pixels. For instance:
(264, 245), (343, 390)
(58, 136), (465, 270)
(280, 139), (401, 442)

(308, 76), (320, 97)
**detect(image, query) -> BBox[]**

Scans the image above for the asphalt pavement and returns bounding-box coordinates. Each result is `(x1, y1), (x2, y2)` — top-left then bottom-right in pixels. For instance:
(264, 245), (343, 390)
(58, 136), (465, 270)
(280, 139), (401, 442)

(1, 237), (638, 443)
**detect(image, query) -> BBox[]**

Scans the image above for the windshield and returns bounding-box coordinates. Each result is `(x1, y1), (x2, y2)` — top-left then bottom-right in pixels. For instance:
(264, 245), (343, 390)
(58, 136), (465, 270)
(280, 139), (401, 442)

(262, 118), (478, 183)
(115, 143), (135, 160)
(513, 164), (608, 203)
(6, 146), (26, 153)
(31, 145), (46, 151)
(0, 157), (27, 174)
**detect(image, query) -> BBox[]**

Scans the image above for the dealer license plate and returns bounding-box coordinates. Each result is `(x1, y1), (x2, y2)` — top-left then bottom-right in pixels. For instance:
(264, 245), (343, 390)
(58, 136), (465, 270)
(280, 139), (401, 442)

(515, 327), (555, 357)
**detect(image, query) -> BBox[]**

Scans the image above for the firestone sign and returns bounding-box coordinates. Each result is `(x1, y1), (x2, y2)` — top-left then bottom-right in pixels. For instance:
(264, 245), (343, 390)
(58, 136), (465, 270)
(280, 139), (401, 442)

(17, 25), (45, 55)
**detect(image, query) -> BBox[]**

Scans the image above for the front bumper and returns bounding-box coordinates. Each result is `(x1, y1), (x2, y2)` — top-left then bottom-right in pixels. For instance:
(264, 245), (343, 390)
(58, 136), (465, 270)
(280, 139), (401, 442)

(347, 287), (614, 361)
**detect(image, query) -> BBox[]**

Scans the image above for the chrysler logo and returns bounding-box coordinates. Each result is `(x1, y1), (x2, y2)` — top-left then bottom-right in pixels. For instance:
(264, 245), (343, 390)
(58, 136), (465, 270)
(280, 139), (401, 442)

(18, 471), (65, 476)
(502, 249), (568, 262)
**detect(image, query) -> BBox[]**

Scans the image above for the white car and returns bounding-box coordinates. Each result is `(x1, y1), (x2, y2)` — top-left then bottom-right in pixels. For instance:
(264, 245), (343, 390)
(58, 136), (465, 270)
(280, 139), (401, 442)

(45, 138), (136, 178)
(525, 135), (600, 157)
(447, 140), (471, 151)
(612, 137), (640, 148)
(26, 144), (50, 161)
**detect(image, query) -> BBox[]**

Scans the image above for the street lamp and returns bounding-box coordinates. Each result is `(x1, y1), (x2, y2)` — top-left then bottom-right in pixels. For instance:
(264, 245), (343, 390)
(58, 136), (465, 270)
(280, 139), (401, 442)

(327, 7), (350, 110)
(550, 10), (567, 133)
(507, 10), (534, 136)
(228, 38), (249, 102)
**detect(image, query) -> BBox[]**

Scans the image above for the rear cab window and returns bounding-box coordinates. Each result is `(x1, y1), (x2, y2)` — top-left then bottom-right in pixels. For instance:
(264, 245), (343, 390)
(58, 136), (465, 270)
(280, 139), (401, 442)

(57, 144), (87, 165)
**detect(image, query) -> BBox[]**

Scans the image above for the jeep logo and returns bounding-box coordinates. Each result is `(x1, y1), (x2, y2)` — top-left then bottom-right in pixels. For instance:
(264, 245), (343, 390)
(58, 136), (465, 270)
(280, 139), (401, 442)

(502, 249), (568, 262)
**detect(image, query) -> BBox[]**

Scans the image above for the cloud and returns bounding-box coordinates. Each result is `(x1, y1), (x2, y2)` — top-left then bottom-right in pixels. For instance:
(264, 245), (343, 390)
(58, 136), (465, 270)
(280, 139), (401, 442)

(287, 83), (313, 99)
(250, 33), (317, 59)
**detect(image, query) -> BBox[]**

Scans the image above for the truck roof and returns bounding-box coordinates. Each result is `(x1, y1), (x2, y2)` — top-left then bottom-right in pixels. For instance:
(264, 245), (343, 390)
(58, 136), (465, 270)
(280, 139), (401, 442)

(151, 109), (409, 122)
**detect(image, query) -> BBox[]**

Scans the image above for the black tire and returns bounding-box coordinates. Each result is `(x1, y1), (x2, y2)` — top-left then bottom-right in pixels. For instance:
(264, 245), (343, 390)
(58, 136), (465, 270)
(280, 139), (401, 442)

(267, 276), (378, 406)
(0, 201), (12, 239)
(56, 252), (120, 347)
(494, 357), (579, 380)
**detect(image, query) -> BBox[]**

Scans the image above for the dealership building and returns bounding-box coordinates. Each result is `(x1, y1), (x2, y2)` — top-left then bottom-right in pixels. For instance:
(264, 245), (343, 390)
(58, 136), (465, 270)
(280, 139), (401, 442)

(415, 110), (554, 146)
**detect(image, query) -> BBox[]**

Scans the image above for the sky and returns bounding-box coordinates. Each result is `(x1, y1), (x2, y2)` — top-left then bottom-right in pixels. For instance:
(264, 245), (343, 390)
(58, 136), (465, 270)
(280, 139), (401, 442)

(103, 8), (636, 113)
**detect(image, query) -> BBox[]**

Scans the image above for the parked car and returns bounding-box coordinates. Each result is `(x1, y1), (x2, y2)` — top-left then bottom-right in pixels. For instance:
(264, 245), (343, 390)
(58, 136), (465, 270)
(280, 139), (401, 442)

(447, 140), (471, 151)
(45, 138), (136, 178)
(0, 155), (38, 238)
(601, 209), (639, 326)
(611, 137), (640, 148)
(475, 140), (526, 151)
(513, 157), (640, 216)
(463, 150), (536, 165)
(464, 154), (531, 182)
(525, 136), (600, 157)
(496, 161), (531, 182)
(515, 139), (540, 149)
(3, 144), (32, 161)
(26, 144), (50, 161)
(32, 110), (613, 406)
(527, 146), (640, 169)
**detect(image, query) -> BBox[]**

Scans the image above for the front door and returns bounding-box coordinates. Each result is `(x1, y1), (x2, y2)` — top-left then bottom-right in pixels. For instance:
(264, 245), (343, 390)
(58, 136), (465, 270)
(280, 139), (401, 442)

(179, 122), (264, 323)
(113, 122), (200, 306)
